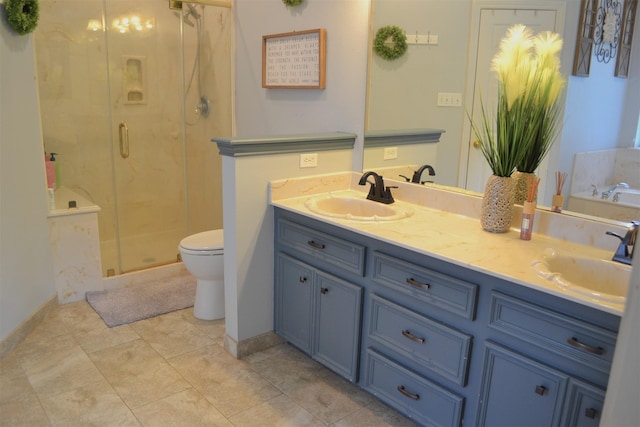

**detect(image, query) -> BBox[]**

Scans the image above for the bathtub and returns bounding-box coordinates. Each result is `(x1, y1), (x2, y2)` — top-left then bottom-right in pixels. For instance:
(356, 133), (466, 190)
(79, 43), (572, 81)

(567, 187), (640, 222)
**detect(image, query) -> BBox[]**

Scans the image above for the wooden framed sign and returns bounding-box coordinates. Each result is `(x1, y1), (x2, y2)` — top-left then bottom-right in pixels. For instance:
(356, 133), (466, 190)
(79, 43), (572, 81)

(262, 28), (326, 89)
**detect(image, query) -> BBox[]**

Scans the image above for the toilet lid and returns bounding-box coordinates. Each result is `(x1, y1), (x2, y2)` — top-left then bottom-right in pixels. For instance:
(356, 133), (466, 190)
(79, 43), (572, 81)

(179, 229), (224, 251)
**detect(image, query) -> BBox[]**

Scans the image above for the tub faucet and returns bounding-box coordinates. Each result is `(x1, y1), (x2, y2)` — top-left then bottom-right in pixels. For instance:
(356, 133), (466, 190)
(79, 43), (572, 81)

(606, 220), (638, 265)
(601, 182), (629, 199)
(412, 164), (436, 184)
(358, 171), (395, 204)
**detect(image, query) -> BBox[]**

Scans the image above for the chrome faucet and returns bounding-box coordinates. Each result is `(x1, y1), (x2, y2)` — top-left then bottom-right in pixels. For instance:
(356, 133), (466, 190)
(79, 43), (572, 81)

(411, 164), (436, 184)
(601, 182), (629, 199)
(358, 171), (395, 204)
(606, 220), (638, 265)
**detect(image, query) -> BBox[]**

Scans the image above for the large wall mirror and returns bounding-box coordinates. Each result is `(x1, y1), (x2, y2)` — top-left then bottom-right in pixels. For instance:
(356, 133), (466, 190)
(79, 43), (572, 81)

(365, 0), (640, 223)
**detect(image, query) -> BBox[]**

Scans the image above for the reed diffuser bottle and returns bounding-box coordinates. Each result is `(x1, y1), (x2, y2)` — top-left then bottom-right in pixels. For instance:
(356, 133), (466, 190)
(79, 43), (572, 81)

(552, 171), (567, 213)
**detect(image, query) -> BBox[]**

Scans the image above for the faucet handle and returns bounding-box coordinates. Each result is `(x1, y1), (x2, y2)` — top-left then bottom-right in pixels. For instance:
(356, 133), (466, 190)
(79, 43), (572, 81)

(383, 186), (397, 204)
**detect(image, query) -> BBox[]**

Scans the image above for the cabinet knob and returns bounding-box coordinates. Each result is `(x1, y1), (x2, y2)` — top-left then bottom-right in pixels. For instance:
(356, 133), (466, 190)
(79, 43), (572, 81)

(299, 276), (307, 283)
(535, 385), (547, 396)
(584, 408), (598, 419)
(320, 287), (329, 295)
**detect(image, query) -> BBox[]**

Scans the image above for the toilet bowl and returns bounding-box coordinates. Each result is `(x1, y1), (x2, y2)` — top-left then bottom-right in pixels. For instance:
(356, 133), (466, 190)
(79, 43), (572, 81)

(178, 229), (224, 320)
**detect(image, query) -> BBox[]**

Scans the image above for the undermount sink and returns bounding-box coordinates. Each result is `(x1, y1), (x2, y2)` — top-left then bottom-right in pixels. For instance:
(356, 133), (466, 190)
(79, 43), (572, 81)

(531, 248), (630, 303)
(304, 194), (414, 221)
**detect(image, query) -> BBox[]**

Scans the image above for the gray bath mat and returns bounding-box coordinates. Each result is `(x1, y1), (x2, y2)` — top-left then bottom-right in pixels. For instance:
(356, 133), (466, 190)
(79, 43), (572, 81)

(87, 275), (196, 327)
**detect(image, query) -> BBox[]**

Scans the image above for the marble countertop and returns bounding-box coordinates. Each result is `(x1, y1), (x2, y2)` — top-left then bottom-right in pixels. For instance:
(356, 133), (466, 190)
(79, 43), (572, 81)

(270, 172), (628, 316)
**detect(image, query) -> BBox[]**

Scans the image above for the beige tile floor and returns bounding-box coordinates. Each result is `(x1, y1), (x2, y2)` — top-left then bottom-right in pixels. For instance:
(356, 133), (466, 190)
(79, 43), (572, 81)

(0, 301), (416, 426)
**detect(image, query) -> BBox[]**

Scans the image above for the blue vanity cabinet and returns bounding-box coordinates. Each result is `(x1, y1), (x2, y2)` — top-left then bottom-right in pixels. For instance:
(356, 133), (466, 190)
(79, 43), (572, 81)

(477, 291), (618, 427)
(273, 208), (620, 426)
(275, 217), (365, 383)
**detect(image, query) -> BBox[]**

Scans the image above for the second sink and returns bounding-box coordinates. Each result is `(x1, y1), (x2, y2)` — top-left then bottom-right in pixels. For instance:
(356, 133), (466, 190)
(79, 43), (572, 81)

(532, 248), (630, 303)
(304, 194), (414, 221)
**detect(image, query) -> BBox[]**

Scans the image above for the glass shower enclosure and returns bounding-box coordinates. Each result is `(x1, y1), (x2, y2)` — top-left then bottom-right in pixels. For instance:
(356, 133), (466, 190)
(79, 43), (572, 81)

(35, 0), (231, 276)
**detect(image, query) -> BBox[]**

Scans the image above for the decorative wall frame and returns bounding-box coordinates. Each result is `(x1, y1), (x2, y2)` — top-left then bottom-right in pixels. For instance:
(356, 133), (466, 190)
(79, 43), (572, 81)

(573, 0), (598, 76)
(594, 0), (622, 63)
(262, 28), (326, 89)
(615, 0), (637, 77)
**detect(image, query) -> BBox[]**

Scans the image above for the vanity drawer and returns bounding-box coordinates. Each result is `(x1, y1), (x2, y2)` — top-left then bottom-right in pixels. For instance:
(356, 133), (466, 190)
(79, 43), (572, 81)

(489, 292), (617, 376)
(372, 251), (478, 320)
(368, 294), (471, 386)
(364, 349), (464, 427)
(277, 218), (366, 276)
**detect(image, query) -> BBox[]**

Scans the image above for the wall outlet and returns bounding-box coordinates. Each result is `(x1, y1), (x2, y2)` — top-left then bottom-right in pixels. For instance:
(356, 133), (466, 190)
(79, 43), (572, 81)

(299, 153), (318, 168)
(383, 146), (398, 160)
(437, 92), (462, 107)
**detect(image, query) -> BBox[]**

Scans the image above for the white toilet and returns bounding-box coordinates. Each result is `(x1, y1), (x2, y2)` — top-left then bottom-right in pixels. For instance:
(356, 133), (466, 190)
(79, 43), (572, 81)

(178, 229), (224, 320)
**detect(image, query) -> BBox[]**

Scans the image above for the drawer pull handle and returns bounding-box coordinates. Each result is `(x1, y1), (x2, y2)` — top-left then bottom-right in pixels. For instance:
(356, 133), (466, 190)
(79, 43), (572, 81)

(567, 337), (604, 355)
(585, 408), (598, 419)
(402, 329), (425, 344)
(320, 287), (329, 295)
(397, 385), (420, 401)
(299, 276), (307, 283)
(535, 385), (547, 396)
(307, 240), (325, 250)
(406, 277), (430, 289)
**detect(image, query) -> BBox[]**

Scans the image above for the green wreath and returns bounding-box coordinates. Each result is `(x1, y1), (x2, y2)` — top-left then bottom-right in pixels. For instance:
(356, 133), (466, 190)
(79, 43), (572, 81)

(4, 0), (40, 35)
(373, 25), (408, 60)
(281, 0), (303, 6)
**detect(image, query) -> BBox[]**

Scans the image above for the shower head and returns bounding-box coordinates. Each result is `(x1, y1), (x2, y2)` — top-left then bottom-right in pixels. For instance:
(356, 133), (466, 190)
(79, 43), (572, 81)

(185, 3), (201, 20)
(173, 11), (195, 27)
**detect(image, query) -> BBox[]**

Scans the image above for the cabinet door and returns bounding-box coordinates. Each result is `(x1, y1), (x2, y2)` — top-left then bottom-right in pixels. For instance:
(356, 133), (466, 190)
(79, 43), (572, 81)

(478, 342), (568, 427)
(275, 254), (314, 354)
(562, 379), (605, 427)
(314, 271), (363, 382)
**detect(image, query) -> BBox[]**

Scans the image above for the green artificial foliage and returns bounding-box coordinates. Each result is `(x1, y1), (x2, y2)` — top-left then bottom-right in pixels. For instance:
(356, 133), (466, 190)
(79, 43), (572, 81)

(470, 25), (565, 177)
(5, 0), (39, 35)
(282, 0), (303, 7)
(373, 25), (408, 61)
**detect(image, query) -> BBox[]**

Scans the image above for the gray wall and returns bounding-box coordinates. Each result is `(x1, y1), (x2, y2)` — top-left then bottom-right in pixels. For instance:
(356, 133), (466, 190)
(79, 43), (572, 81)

(1, 26), (56, 341)
(225, 0), (370, 343)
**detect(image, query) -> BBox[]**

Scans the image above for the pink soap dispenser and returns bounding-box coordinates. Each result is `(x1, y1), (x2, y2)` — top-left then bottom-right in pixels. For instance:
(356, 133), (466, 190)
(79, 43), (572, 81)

(45, 152), (56, 189)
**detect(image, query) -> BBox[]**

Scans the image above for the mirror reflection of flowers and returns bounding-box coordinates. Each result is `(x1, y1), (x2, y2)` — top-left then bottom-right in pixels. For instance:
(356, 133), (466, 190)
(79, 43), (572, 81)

(470, 24), (566, 178)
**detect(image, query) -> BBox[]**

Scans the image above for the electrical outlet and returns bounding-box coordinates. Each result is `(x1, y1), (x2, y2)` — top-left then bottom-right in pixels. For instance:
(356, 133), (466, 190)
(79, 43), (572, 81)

(383, 146), (398, 160)
(437, 92), (462, 107)
(299, 153), (318, 168)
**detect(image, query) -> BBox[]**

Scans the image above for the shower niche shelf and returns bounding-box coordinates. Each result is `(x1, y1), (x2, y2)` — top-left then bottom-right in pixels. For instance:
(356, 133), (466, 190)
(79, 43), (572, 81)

(123, 55), (147, 104)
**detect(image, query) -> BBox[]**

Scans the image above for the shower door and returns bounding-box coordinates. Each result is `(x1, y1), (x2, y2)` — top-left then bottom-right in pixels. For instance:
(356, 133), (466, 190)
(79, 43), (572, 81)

(106, 0), (187, 273)
(35, 0), (229, 276)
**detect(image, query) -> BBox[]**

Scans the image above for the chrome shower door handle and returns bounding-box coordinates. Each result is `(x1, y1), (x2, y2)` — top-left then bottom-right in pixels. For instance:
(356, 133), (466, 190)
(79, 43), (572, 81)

(118, 121), (130, 158)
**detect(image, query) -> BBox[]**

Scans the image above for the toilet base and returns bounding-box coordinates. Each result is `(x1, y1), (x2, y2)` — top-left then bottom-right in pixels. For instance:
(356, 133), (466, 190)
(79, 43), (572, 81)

(194, 279), (225, 320)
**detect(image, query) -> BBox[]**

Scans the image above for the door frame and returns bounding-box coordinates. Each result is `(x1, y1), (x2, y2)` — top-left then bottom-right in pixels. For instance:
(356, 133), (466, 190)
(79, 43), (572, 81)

(458, 0), (567, 200)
